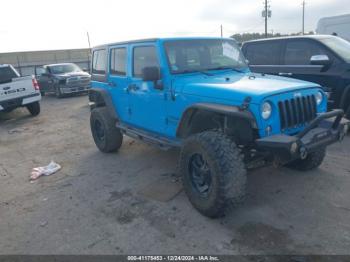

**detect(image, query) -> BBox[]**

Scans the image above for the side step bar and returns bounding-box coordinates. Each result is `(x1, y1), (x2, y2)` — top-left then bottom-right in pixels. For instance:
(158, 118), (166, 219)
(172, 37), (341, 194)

(116, 123), (181, 150)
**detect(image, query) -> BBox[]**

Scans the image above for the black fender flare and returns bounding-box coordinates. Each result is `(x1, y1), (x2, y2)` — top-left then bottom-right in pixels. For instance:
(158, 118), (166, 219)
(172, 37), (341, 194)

(89, 88), (119, 120)
(176, 103), (258, 138)
(339, 84), (350, 111)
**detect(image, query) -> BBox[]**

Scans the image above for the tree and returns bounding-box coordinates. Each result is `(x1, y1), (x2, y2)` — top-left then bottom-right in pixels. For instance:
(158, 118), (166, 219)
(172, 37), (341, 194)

(231, 31), (314, 44)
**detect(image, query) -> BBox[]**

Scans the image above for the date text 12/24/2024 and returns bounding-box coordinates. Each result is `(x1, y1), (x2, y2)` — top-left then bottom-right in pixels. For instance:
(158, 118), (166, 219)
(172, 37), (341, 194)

(127, 256), (219, 261)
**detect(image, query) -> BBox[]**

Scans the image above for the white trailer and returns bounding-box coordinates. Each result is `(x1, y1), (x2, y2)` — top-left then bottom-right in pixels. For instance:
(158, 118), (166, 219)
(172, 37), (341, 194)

(316, 14), (350, 42)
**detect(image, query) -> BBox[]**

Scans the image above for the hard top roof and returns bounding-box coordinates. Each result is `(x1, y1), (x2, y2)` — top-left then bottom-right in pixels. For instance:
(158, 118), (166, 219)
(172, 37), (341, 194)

(92, 37), (235, 49)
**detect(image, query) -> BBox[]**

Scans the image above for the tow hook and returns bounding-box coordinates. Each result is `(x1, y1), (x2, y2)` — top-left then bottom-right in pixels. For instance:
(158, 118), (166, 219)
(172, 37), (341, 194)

(300, 146), (308, 160)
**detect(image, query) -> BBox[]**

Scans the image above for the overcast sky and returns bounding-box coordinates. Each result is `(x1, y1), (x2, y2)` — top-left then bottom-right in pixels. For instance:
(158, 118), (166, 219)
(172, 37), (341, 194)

(0, 0), (349, 53)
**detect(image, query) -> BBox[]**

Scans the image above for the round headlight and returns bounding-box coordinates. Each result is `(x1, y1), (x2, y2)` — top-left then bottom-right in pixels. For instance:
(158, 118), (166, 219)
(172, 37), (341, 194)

(316, 91), (323, 105)
(261, 102), (272, 119)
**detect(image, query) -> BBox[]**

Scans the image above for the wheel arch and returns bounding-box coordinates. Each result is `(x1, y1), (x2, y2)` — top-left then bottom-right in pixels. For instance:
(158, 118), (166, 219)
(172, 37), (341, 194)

(89, 88), (119, 120)
(176, 103), (258, 144)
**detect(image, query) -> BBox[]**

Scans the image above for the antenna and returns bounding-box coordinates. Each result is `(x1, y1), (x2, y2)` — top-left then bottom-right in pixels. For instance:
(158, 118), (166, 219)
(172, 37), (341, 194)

(302, 1), (306, 35)
(87, 32), (91, 49)
(86, 32), (92, 71)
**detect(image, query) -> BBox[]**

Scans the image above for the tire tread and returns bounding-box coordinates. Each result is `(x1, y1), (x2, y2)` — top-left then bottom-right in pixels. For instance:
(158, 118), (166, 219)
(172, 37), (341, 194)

(90, 107), (123, 153)
(179, 131), (246, 218)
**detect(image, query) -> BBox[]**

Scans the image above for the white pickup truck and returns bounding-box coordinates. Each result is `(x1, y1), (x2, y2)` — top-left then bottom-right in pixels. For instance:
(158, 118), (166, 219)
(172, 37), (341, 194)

(0, 64), (41, 116)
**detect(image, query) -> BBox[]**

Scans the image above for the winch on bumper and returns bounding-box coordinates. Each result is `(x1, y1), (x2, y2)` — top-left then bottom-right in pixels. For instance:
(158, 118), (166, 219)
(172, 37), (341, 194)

(255, 109), (349, 164)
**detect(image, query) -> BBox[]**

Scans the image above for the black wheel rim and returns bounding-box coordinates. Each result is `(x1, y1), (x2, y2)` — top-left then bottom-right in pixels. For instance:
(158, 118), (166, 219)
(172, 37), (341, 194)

(94, 119), (105, 142)
(188, 153), (212, 197)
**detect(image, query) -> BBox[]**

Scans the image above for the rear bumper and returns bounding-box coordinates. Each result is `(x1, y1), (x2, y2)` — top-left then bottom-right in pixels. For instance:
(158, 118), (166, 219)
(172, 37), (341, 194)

(0, 93), (41, 111)
(255, 110), (349, 163)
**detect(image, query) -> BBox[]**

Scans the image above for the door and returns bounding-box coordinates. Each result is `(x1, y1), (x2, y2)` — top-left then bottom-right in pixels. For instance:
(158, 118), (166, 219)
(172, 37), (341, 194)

(244, 40), (283, 75)
(127, 44), (166, 134)
(107, 45), (130, 122)
(35, 66), (50, 92)
(280, 39), (340, 88)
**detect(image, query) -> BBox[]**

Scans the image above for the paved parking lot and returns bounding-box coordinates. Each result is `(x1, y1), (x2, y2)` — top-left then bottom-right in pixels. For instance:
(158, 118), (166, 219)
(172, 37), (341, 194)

(1, 95), (350, 255)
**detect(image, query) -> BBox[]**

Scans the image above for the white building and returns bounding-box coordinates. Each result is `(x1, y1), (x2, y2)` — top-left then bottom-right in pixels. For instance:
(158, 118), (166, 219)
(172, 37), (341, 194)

(0, 48), (90, 76)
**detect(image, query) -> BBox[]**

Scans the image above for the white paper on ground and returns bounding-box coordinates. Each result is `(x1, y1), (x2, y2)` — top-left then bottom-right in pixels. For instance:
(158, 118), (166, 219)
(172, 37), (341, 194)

(30, 161), (61, 180)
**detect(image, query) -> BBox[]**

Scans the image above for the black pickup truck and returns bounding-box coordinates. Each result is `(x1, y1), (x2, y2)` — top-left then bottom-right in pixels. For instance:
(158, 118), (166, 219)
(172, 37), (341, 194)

(35, 63), (91, 98)
(242, 35), (350, 118)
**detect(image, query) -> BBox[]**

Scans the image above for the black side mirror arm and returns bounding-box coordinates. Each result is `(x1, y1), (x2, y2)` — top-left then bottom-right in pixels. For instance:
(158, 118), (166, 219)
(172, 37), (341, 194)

(154, 79), (163, 90)
(321, 62), (332, 72)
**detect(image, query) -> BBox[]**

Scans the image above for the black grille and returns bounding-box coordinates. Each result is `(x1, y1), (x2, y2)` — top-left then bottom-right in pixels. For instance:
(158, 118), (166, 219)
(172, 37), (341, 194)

(278, 95), (317, 130)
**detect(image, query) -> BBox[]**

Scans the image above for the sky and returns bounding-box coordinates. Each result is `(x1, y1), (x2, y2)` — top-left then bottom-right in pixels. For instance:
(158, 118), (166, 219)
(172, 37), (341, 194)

(0, 0), (349, 53)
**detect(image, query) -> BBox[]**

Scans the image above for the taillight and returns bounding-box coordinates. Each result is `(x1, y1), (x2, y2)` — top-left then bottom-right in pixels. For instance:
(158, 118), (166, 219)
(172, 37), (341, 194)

(32, 77), (40, 90)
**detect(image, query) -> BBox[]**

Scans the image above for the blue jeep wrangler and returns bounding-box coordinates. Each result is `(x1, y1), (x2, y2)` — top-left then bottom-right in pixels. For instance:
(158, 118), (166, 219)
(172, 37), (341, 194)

(89, 37), (348, 218)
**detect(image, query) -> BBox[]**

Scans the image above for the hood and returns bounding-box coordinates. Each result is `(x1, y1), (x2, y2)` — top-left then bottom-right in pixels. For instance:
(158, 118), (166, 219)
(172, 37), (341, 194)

(178, 73), (321, 103)
(54, 71), (90, 79)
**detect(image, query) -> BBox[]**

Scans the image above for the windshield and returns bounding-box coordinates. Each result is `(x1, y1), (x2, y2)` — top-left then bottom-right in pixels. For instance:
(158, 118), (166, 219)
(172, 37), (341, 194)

(49, 64), (82, 74)
(164, 39), (248, 74)
(319, 37), (350, 63)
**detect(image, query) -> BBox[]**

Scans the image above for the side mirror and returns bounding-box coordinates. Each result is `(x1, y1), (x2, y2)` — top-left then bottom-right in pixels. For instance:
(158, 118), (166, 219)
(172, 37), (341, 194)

(142, 66), (161, 82)
(310, 55), (331, 66)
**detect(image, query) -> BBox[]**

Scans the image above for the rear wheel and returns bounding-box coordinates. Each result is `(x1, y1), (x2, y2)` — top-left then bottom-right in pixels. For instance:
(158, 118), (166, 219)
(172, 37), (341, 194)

(26, 101), (40, 116)
(285, 148), (326, 171)
(179, 131), (246, 218)
(90, 107), (123, 153)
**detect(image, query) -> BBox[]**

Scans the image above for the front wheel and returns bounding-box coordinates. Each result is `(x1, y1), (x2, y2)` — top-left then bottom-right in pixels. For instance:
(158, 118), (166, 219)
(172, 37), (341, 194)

(345, 107), (350, 121)
(285, 148), (326, 171)
(26, 101), (40, 116)
(90, 107), (123, 153)
(179, 131), (247, 218)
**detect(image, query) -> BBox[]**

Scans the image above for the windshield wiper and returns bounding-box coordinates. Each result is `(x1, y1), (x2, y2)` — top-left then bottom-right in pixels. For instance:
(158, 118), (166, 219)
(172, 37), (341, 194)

(177, 69), (213, 76)
(207, 66), (245, 73)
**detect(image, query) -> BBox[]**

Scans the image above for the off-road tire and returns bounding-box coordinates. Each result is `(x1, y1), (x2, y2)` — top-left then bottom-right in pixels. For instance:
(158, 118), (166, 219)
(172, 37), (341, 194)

(285, 148), (326, 171)
(179, 131), (247, 218)
(345, 107), (350, 121)
(26, 101), (40, 116)
(90, 107), (123, 153)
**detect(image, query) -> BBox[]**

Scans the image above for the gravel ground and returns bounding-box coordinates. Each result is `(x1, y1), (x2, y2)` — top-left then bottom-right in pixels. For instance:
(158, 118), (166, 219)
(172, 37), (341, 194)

(0, 94), (350, 255)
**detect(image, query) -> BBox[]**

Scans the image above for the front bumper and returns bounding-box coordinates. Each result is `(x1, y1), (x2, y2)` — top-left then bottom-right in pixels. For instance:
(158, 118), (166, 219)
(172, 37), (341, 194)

(255, 110), (349, 163)
(60, 85), (90, 94)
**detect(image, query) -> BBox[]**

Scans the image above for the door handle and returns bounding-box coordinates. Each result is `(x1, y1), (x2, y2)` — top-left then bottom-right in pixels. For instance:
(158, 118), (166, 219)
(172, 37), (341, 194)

(278, 72), (293, 76)
(108, 82), (117, 87)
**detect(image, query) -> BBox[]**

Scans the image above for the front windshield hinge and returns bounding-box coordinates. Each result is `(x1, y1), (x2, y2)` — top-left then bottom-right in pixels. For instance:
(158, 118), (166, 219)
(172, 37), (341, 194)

(240, 96), (252, 111)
